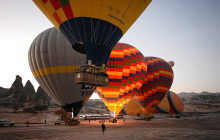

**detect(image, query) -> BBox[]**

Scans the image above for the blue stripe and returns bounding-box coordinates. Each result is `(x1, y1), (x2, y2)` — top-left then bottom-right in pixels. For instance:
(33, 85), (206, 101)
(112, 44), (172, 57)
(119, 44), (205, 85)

(167, 91), (180, 114)
(59, 17), (123, 67)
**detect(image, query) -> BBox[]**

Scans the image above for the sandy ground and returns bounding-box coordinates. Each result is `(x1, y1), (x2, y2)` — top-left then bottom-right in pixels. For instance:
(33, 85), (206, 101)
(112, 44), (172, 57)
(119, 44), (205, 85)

(0, 108), (220, 140)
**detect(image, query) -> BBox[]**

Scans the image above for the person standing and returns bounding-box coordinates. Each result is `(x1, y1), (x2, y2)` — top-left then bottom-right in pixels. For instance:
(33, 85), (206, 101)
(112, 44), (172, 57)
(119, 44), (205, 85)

(101, 123), (106, 134)
(27, 121), (29, 127)
(44, 119), (46, 124)
(123, 118), (125, 123)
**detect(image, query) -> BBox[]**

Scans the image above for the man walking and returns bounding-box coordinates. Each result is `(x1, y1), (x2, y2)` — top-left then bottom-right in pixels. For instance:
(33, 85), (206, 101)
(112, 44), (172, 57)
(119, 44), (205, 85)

(101, 123), (106, 134)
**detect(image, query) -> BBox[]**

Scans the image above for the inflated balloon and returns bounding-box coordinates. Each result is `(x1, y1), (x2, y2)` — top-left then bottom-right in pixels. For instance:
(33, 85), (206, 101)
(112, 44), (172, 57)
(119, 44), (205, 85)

(28, 27), (95, 116)
(168, 61), (175, 68)
(124, 97), (145, 116)
(96, 43), (147, 116)
(167, 91), (184, 114)
(153, 97), (170, 114)
(33, 0), (152, 67)
(135, 57), (174, 116)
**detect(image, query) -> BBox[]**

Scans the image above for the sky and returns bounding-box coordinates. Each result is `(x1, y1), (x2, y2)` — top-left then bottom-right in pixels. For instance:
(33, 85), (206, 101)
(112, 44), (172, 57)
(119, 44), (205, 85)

(0, 0), (219, 99)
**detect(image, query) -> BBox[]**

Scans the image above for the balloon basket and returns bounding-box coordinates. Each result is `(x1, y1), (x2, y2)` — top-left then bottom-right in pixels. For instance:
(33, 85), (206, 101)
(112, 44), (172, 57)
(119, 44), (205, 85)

(74, 65), (109, 86)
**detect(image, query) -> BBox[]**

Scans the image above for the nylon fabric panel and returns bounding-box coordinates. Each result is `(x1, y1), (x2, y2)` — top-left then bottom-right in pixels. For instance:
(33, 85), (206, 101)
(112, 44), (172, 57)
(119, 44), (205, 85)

(124, 97), (145, 115)
(167, 91), (184, 114)
(33, 0), (152, 33)
(153, 97), (169, 114)
(59, 17), (123, 66)
(30, 31), (61, 104)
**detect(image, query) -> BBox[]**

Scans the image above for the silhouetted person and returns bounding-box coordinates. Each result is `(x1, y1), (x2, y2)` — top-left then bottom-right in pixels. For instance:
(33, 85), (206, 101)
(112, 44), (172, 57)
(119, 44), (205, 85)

(123, 118), (125, 123)
(101, 123), (106, 134)
(44, 119), (46, 124)
(27, 121), (29, 127)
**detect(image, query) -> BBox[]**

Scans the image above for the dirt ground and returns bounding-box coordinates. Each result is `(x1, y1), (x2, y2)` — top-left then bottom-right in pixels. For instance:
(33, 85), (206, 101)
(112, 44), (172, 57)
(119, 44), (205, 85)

(0, 108), (220, 140)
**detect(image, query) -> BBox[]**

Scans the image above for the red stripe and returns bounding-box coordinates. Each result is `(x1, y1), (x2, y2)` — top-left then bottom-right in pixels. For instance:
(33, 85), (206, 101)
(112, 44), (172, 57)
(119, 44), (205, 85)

(53, 12), (62, 25)
(50, 0), (61, 10)
(62, 5), (74, 19)
(42, 0), (48, 4)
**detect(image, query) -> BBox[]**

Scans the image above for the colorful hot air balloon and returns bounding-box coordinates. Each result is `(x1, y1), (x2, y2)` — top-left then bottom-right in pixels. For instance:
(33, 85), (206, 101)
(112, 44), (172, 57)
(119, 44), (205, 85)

(168, 61), (175, 68)
(96, 43), (147, 116)
(28, 27), (95, 116)
(167, 91), (184, 114)
(33, 0), (152, 67)
(135, 57), (174, 116)
(124, 97), (145, 116)
(153, 97), (170, 114)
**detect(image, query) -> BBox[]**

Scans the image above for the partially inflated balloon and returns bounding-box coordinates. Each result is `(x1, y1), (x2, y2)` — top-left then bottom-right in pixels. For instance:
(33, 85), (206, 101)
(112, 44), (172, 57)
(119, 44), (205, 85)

(124, 97), (145, 116)
(167, 91), (184, 114)
(135, 57), (174, 116)
(153, 97), (170, 113)
(96, 43), (147, 116)
(28, 27), (95, 116)
(33, 0), (152, 67)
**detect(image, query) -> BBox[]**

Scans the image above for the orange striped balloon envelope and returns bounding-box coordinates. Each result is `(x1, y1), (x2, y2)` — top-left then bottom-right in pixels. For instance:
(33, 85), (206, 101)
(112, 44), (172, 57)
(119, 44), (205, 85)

(168, 61), (175, 68)
(167, 91), (184, 114)
(33, 0), (152, 67)
(96, 43), (147, 116)
(134, 57), (174, 116)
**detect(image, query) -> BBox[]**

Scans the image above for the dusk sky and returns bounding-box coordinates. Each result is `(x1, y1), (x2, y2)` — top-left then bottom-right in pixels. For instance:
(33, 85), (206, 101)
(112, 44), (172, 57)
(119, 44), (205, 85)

(0, 0), (219, 99)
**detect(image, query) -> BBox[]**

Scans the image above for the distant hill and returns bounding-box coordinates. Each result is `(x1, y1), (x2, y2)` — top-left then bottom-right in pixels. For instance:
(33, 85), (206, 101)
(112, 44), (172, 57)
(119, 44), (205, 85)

(178, 91), (219, 98)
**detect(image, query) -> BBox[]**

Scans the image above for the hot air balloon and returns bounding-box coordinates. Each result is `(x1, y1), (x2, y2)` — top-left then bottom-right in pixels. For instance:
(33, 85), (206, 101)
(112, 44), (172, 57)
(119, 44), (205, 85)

(96, 43), (147, 117)
(168, 61), (175, 68)
(167, 91), (184, 114)
(33, 0), (152, 68)
(28, 27), (95, 116)
(124, 97), (145, 116)
(153, 97), (170, 114)
(135, 57), (174, 116)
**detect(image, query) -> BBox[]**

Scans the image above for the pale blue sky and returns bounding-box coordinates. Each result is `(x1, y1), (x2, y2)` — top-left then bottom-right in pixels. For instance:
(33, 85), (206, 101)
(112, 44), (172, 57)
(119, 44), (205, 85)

(0, 1), (219, 99)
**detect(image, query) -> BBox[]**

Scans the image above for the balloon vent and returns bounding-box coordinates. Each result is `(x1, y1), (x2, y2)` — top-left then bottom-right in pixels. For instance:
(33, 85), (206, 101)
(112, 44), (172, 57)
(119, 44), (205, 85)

(74, 65), (109, 86)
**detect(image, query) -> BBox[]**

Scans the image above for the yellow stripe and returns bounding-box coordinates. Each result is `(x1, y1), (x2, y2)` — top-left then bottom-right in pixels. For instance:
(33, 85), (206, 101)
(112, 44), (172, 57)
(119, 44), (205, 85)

(32, 65), (79, 78)
(56, 8), (67, 22)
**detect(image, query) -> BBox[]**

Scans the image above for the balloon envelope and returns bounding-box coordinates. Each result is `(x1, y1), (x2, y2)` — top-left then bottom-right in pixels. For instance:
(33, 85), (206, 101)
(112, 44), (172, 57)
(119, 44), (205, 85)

(124, 97), (145, 116)
(28, 27), (95, 116)
(135, 57), (174, 116)
(153, 97), (170, 114)
(96, 43), (147, 116)
(167, 91), (184, 114)
(33, 0), (152, 67)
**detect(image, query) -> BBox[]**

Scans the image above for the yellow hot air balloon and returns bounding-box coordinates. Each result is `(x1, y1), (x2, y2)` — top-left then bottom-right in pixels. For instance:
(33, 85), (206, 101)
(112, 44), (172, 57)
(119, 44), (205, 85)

(167, 91), (184, 114)
(153, 97), (170, 114)
(33, 0), (152, 68)
(124, 97), (145, 116)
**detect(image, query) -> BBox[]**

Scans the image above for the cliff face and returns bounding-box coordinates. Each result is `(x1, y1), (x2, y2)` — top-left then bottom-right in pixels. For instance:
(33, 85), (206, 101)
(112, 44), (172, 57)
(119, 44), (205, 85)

(0, 75), (52, 106)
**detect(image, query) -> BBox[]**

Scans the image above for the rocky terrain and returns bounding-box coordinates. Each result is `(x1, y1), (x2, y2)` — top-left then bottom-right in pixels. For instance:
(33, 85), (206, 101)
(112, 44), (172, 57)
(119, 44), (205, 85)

(179, 92), (220, 112)
(0, 75), (53, 112)
(1, 76), (219, 114)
